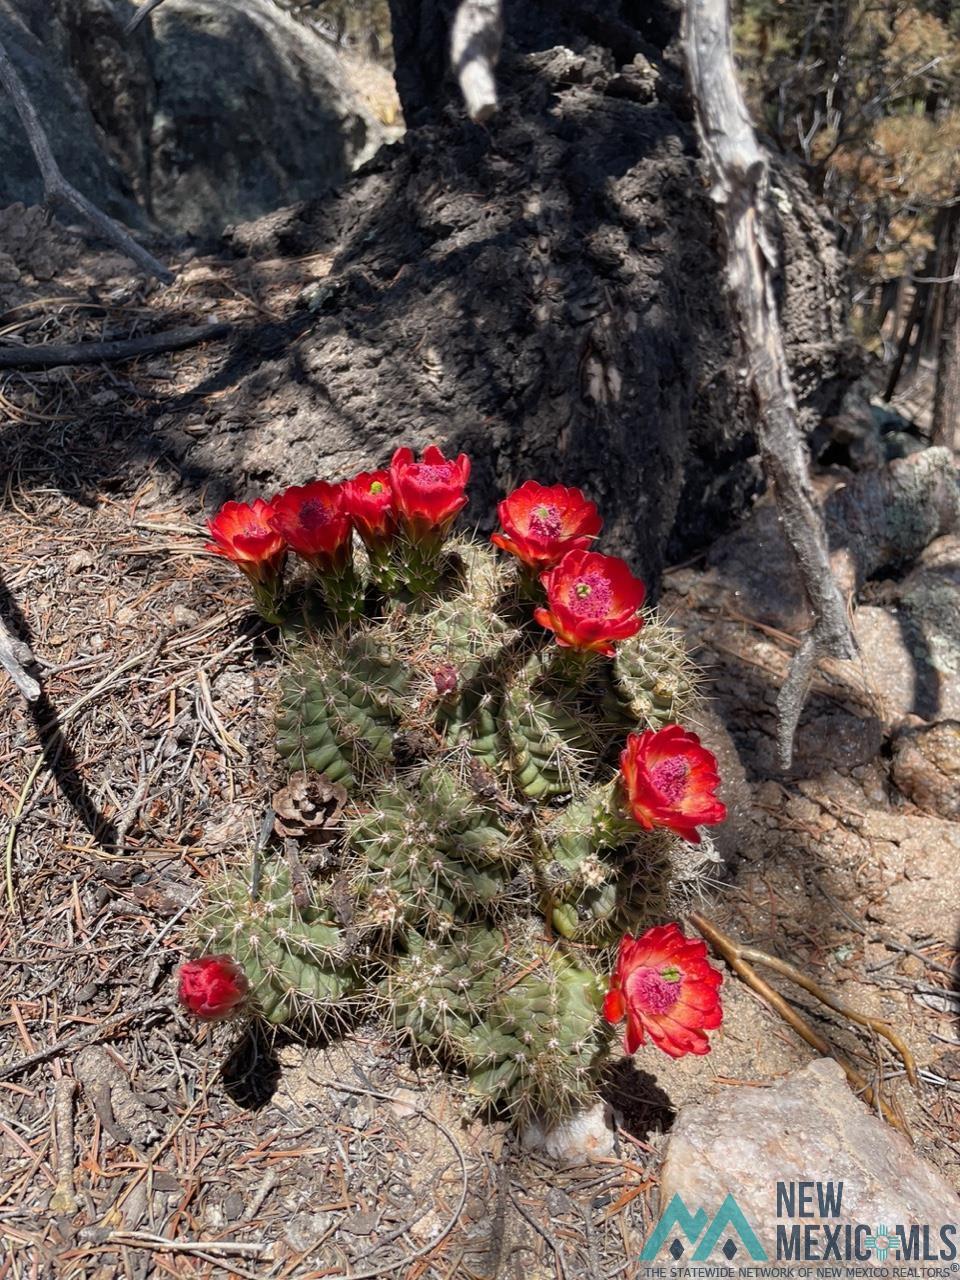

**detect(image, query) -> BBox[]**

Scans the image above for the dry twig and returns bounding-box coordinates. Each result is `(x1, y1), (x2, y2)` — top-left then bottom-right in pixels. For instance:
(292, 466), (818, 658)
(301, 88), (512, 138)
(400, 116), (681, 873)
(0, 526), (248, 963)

(49, 1076), (79, 1214)
(0, 36), (172, 282)
(0, 1000), (170, 1082)
(690, 911), (916, 1134)
(0, 614), (39, 702)
(683, 0), (856, 768)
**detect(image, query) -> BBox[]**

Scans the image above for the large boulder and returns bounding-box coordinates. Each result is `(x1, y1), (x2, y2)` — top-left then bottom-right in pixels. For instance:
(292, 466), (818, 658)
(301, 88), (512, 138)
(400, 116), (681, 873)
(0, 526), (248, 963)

(0, 0), (384, 237)
(657, 1059), (958, 1263)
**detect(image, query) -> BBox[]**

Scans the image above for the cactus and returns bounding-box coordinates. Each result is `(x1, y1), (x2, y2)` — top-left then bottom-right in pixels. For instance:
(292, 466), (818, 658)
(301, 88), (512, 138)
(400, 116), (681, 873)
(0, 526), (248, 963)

(193, 454), (726, 1129)
(193, 861), (359, 1029)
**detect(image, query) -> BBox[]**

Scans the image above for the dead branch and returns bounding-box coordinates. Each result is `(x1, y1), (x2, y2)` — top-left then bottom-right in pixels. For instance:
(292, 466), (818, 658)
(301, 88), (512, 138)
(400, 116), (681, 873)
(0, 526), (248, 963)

(683, 0), (856, 768)
(125, 0), (172, 36)
(0, 323), (231, 369)
(0, 36), (173, 283)
(49, 1077), (79, 1214)
(690, 912), (914, 1135)
(450, 0), (504, 123)
(0, 615), (39, 702)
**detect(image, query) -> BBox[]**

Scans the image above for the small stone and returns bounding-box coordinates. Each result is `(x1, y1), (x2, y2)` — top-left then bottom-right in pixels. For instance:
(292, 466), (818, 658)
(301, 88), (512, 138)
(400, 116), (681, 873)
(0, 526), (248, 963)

(891, 721), (960, 820)
(521, 1102), (616, 1163)
(66, 549), (96, 574)
(658, 1059), (957, 1259)
(171, 604), (201, 629)
(897, 952), (924, 979)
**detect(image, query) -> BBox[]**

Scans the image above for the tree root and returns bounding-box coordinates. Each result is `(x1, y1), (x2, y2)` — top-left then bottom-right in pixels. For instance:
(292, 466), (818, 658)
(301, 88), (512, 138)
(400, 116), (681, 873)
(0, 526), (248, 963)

(690, 911), (917, 1136)
(0, 323), (231, 369)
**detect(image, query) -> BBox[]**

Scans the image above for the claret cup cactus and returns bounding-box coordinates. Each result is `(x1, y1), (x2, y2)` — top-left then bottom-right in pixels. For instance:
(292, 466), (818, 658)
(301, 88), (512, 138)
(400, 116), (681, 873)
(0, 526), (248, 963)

(191, 446), (727, 1127)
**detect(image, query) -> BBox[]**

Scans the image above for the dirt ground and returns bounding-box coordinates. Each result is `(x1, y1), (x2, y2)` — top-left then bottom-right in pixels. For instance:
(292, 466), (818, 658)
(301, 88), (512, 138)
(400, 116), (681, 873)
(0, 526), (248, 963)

(1, 223), (958, 1279)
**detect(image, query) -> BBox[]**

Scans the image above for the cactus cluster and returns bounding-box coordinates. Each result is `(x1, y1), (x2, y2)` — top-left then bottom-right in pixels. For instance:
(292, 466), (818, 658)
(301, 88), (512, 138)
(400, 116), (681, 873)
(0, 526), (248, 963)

(192, 450), (725, 1125)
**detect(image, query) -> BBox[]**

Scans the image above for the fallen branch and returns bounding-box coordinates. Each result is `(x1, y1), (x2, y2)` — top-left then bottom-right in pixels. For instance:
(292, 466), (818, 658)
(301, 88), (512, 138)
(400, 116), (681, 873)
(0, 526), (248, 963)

(450, 0), (504, 123)
(690, 911), (916, 1135)
(49, 1077), (79, 1215)
(0, 35), (173, 283)
(683, 0), (856, 768)
(0, 323), (231, 369)
(0, 615), (39, 702)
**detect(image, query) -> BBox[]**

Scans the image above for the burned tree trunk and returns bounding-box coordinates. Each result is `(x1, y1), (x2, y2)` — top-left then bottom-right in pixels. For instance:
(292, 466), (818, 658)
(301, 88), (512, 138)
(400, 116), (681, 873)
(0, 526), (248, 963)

(188, 1), (855, 596)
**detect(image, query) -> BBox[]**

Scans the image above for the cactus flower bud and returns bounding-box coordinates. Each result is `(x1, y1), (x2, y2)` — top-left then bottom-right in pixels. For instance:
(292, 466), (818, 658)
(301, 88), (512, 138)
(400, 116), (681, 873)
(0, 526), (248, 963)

(432, 664), (459, 695)
(534, 550), (645, 656)
(177, 954), (250, 1021)
(492, 480), (602, 570)
(603, 924), (723, 1058)
(619, 725), (726, 843)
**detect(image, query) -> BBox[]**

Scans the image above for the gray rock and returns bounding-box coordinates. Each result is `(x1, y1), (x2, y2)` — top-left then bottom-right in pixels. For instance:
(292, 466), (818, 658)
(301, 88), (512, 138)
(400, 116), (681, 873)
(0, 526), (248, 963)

(865, 811), (960, 937)
(0, 0), (383, 237)
(658, 1059), (957, 1262)
(0, 0), (146, 225)
(149, 0), (381, 237)
(521, 1102), (617, 1163)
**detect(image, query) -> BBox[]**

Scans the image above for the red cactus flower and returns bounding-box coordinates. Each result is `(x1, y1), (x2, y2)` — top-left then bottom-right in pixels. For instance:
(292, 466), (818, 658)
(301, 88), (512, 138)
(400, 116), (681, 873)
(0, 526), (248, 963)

(269, 481), (352, 570)
(491, 480), (602, 570)
(389, 445), (470, 540)
(534, 550), (645, 656)
(342, 469), (396, 549)
(206, 499), (287, 584)
(177, 955), (250, 1022)
(620, 725), (726, 844)
(603, 924), (723, 1058)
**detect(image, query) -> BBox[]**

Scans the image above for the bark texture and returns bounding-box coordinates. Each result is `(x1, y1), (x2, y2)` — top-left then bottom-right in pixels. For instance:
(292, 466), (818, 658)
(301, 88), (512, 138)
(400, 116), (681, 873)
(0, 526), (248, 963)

(932, 205), (960, 452)
(190, 0), (857, 589)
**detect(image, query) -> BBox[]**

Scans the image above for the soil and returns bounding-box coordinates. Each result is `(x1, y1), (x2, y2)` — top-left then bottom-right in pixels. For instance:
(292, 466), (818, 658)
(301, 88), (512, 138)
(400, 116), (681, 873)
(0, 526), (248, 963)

(0, 216), (957, 1277)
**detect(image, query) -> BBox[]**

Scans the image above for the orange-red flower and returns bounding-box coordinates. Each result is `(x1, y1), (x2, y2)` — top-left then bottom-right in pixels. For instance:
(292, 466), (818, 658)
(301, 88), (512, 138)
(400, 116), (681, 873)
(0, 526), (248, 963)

(206, 499), (287, 584)
(389, 445), (470, 539)
(603, 924), (723, 1058)
(177, 955), (250, 1022)
(620, 725), (726, 844)
(269, 481), (352, 570)
(342, 469), (396, 549)
(534, 550), (645, 656)
(491, 480), (602, 570)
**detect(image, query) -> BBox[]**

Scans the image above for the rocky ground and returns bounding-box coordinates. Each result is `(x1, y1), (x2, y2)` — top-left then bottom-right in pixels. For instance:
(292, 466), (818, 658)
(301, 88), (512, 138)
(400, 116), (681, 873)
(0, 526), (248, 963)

(0, 221), (958, 1277)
